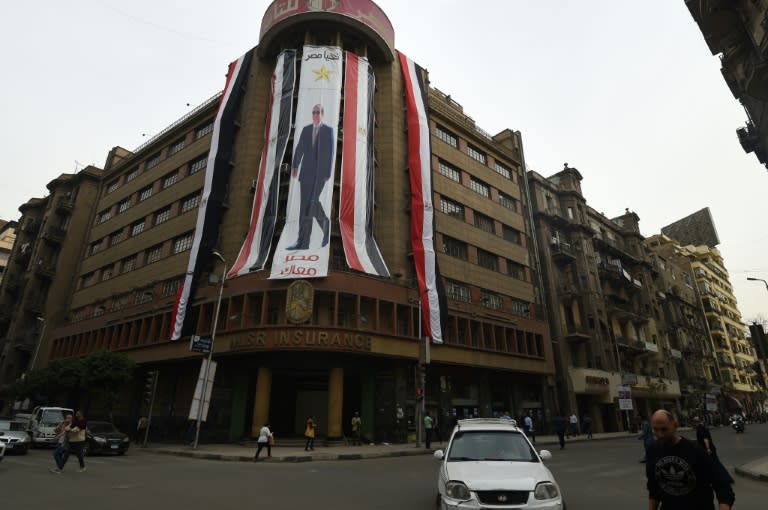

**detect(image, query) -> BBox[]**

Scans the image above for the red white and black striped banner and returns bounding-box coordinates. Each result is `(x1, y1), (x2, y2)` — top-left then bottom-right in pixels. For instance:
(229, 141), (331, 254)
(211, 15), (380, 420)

(339, 52), (389, 277)
(170, 50), (254, 341)
(270, 45), (343, 279)
(228, 50), (297, 278)
(399, 51), (446, 344)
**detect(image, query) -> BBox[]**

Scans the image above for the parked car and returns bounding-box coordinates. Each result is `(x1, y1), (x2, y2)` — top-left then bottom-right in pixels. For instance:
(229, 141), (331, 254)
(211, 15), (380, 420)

(0, 418), (31, 454)
(434, 418), (565, 509)
(0, 440), (5, 462)
(27, 407), (74, 448)
(84, 421), (130, 456)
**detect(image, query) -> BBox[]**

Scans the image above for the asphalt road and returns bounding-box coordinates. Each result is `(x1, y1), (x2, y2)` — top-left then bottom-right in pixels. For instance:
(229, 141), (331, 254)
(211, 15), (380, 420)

(2, 423), (766, 510)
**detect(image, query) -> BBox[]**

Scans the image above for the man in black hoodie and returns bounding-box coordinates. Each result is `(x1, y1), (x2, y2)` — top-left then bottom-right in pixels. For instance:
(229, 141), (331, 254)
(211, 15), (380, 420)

(646, 409), (734, 510)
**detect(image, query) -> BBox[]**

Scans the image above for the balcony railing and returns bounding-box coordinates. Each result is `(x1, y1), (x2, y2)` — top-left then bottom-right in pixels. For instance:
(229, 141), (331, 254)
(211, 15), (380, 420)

(551, 241), (576, 264)
(55, 196), (75, 213)
(42, 225), (66, 244)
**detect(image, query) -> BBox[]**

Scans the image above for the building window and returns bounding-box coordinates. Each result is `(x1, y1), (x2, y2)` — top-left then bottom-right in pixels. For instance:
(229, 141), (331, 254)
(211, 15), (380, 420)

(181, 193), (201, 213)
(93, 305), (106, 317)
(163, 278), (182, 296)
(154, 207), (171, 225)
(511, 300), (531, 318)
(438, 160), (461, 182)
(195, 121), (214, 140)
(474, 213), (495, 233)
(443, 236), (468, 260)
(162, 171), (178, 189)
(470, 177), (490, 197)
(440, 197), (464, 219)
(146, 244), (163, 264)
(90, 240), (103, 255)
(145, 153), (161, 170)
(131, 220), (145, 237)
(106, 180), (120, 194)
(498, 192), (518, 211)
(467, 145), (487, 165)
(480, 291), (502, 310)
(168, 138), (186, 155)
(122, 255), (137, 273)
(446, 280), (470, 302)
(507, 260), (525, 280)
(117, 198), (132, 214)
(101, 267), (113, 281)
(126, 168), (140, 182)
(477, 249), (499, 271)
(189, 154), (208, 175)
(111, 294), (130, 311)
(494, 162), (512, 179)
(110, 230), (125, 246)
(96, 209), (112, 224)
(139, 186), (153, 202)
(136, 290), (154, 304)
(173, 232), (194, 254)
(435, 125), (458, 148)
(503, 225), (521, 244)
(82, 272), (95, 288)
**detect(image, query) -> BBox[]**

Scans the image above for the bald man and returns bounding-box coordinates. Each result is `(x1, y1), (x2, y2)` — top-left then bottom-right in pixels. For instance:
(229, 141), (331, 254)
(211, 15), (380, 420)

(645, 409), (734, 510)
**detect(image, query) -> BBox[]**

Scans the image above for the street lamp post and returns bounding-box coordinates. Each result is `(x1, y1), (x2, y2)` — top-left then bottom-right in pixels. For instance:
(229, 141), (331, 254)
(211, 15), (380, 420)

(747, 277), (768, 292)
(412, 290), (430, 448)
(192, 250), (227, 450)
(30, 317), (46, 372)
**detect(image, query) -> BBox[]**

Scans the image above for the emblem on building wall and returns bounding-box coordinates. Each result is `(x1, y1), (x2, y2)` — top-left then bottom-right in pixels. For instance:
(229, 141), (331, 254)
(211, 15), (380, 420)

(305, 0), (340, 12)
(286, 280), (314, 324)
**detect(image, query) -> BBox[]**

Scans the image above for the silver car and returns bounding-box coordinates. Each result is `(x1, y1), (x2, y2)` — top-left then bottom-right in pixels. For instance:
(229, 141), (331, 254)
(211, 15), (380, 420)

(0, 419), (32, 455)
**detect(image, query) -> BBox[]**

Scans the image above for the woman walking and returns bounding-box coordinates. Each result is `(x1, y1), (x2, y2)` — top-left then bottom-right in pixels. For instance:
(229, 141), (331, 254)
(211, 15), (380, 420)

(254, 422), (273, 460)
(304, 415), (316, 451)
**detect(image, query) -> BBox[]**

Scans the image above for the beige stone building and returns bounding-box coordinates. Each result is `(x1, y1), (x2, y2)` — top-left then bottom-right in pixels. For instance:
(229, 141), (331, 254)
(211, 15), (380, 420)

(0, 220), (16, 285)
(0, 1), (553, 442)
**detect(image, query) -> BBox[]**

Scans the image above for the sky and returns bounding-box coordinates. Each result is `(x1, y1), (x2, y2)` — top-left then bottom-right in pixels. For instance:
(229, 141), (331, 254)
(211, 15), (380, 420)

(2, 1), (766, 323)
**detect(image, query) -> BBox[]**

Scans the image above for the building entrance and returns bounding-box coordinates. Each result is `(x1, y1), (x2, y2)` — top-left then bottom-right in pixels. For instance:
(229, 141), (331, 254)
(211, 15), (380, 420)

(270, 369), (328, 438)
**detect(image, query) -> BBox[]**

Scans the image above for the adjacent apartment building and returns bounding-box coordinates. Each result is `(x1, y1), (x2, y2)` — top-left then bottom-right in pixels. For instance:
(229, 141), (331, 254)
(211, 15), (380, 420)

(0, 0), (553, 443)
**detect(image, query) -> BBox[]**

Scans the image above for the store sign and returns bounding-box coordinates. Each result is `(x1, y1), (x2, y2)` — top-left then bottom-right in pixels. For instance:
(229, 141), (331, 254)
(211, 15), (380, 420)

(585, 376), (610, 386)
(622, 374), (638, 385)
(705, 393), (718, 412)
(226, 329), (372, 352)
(617, 384), (633, 410)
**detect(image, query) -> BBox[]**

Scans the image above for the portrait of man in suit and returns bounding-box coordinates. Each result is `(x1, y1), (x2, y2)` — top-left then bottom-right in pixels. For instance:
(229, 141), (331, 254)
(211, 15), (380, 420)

(288, 103), (333, 250)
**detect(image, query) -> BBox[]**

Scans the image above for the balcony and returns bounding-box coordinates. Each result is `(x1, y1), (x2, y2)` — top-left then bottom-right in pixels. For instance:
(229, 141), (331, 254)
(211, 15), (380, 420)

(24, 294), (46, 315)
(616, 336), (645, 353)
(551, 241), (576, 264)
(33, 259), (56, 279)
(41, 225), (66, 244)
(55, 196), (75, 214)
(564, 324), (591, 342)
(21, 220), (38, 235)
(12, 332), (36, 352)
(538, 207), (570, 225)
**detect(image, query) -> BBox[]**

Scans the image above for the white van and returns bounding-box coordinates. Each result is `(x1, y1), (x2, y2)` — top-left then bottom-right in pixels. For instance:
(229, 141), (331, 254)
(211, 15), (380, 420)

(27, 406), (74, 448)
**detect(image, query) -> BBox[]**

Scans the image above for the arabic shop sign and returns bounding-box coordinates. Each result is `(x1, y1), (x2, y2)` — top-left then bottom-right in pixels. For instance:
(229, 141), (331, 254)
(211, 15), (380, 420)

(227, 329), (372, 352)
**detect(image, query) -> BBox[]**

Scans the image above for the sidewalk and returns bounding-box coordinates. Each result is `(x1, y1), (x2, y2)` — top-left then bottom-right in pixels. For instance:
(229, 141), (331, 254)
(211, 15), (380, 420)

(140, 429), (768, 482)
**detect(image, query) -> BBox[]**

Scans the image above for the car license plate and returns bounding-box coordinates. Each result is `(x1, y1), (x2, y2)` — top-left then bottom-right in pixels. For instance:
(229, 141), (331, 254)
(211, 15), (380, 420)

(5, 444), (13, 449)
(111, 444), (119, 449)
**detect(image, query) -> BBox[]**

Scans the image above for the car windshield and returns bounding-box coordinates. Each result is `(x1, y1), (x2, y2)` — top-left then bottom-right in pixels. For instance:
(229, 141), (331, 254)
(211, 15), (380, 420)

(447, 430), (537, 462)
(88, 422), (118, 434)
(41, 410), (67, 425)
(0, 420), (27, 432)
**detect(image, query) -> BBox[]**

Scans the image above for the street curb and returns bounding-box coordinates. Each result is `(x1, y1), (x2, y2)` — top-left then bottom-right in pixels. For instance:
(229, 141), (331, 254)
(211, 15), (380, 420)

(735, 466), (768, 483)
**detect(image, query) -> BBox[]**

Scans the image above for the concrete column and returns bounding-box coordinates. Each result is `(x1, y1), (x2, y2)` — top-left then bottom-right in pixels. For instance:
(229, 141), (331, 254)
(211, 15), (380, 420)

(327, 367), (344, 439)
(251, 366), (272, 437)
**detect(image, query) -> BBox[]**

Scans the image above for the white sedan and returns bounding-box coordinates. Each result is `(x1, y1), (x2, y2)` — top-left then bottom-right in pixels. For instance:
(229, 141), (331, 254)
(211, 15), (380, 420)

(434, 418), (565, 509)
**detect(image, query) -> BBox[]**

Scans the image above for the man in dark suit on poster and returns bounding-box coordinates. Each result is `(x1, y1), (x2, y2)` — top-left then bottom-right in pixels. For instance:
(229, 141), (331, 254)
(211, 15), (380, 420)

(288, 103), (333, 250)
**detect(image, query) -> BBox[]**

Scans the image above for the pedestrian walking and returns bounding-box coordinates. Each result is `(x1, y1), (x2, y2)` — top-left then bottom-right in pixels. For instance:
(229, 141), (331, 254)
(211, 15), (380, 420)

(433, 413), (442, 444)
(61, 410), (87, 473)
(424, 411), (434, 449)
(50, 413), (72, 474)
(552, 415), (566, 450)
(693, 415), (734, 484)
(581, 415), (593, 439)
(638, 414), (654, 463)
(350, 412), (362, 446)
(523, 413), (536, 444)
(254, 422), (273, 460)
(645, 409), (734, 510)
(304, 415), (316, 451)
(568, 413), (579, 437)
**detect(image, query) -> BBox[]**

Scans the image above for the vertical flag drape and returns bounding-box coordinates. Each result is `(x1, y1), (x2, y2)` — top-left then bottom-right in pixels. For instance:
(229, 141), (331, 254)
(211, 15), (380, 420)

(228, 50), (297, 277)
(169, 49), (254, 340)
(398, 51), (446, 344)
(339, 52), (389, 277)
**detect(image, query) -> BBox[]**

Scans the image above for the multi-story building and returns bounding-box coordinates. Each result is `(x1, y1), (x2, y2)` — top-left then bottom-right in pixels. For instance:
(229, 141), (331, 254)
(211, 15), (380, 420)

(645, 234), (718, 420)
(684, 0), (768, 170)
(528, 165), (680, 432)
(0, 220), (16, 285)
(0, 169), (101, 389)
(0, 1), (553, 442)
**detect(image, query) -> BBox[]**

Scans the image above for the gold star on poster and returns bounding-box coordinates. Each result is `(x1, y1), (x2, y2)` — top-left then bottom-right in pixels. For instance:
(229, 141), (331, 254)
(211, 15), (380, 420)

(312, 64), (334, 82)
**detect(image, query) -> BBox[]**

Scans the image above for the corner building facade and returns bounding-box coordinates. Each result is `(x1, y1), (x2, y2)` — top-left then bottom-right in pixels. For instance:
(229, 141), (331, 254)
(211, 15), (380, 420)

(22, 1), (553, 442)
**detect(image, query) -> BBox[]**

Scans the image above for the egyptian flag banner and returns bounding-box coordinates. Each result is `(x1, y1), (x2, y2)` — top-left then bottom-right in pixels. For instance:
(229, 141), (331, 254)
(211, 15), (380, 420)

(270, 45), (343, 279)
(228, 50), (297, 277)
(169, 50), (254, 341)
(399, 51), (447, 344)
(339, 52), (390, 277)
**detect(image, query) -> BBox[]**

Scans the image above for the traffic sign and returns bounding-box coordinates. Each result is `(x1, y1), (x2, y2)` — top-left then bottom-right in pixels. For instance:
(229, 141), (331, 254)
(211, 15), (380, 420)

(190, 335), (213, 354)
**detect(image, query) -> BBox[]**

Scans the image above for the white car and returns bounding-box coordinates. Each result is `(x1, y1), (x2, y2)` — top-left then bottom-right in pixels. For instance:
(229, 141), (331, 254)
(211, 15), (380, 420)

(0, 440), (5, 462)
(434, 418), (565, 509)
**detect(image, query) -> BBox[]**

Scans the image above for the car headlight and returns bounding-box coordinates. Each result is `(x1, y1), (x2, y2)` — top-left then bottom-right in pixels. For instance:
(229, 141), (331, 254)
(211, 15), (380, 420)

(445, 481), (471, 501)
(122, 437), (130, 443)
(95, 436), (107, 444)
(534, 482), (559, 500)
